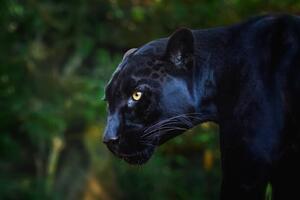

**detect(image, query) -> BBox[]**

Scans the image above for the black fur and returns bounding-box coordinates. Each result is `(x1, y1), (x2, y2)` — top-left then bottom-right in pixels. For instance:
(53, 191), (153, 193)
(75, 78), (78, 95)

(103, 14), (300, 200)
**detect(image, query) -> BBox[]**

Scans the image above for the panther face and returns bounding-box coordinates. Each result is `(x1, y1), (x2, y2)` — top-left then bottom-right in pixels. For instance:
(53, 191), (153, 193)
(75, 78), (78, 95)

(103, 28), (217, 165)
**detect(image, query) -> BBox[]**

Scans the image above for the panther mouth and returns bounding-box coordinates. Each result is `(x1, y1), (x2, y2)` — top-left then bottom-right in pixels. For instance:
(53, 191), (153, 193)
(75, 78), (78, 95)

(120, 130), (184, 164)
(106, 142), (156, 165)
(120, 146), (155, 165)
(105, 113), (216, 165)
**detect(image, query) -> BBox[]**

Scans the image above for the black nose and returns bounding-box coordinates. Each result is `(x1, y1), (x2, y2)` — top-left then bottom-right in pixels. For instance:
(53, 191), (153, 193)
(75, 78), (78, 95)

(103, 136), (120, 154)
(103, 135), (119, 145)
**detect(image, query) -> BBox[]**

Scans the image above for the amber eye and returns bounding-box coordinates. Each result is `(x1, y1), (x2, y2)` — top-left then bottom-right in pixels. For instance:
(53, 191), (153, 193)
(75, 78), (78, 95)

(132, 91), (143, 101)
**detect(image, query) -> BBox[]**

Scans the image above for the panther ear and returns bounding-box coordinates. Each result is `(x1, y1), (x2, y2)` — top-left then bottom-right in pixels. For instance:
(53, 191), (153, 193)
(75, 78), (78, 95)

(122, 48), (137, 60)
(164, 28), (194, 69)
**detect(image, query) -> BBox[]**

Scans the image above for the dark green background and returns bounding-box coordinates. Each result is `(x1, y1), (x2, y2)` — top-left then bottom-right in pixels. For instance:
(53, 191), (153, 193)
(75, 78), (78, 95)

(1, 1), (299, 199)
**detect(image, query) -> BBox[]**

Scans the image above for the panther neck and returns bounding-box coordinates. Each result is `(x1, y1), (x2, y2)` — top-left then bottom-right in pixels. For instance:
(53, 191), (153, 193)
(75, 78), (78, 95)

(191, 27), (230, 123)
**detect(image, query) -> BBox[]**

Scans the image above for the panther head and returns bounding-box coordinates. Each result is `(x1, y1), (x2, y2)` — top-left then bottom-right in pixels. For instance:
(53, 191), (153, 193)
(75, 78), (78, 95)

(103, 28), (218, 165)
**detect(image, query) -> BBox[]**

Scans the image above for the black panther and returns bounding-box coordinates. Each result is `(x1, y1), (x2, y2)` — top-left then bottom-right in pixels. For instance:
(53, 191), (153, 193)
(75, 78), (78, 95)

(102, 14), (300, 200)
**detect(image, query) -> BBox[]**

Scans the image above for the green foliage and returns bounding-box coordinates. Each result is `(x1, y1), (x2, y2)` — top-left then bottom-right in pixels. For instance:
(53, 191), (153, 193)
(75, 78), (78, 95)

(265, 183), (273, 200)
(1, 0), (297, 199)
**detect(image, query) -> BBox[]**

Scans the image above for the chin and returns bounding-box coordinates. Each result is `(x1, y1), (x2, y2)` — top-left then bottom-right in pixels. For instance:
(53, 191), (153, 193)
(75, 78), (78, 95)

(120, 146), (155, 165)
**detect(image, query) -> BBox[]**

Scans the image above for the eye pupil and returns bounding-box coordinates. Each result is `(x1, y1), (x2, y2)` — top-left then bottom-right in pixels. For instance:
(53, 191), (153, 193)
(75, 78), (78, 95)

(132, 91), (142, 101)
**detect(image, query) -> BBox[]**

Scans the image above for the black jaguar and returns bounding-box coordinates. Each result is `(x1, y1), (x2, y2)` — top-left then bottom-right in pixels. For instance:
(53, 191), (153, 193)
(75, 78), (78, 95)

(103, 14), (300, 200)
